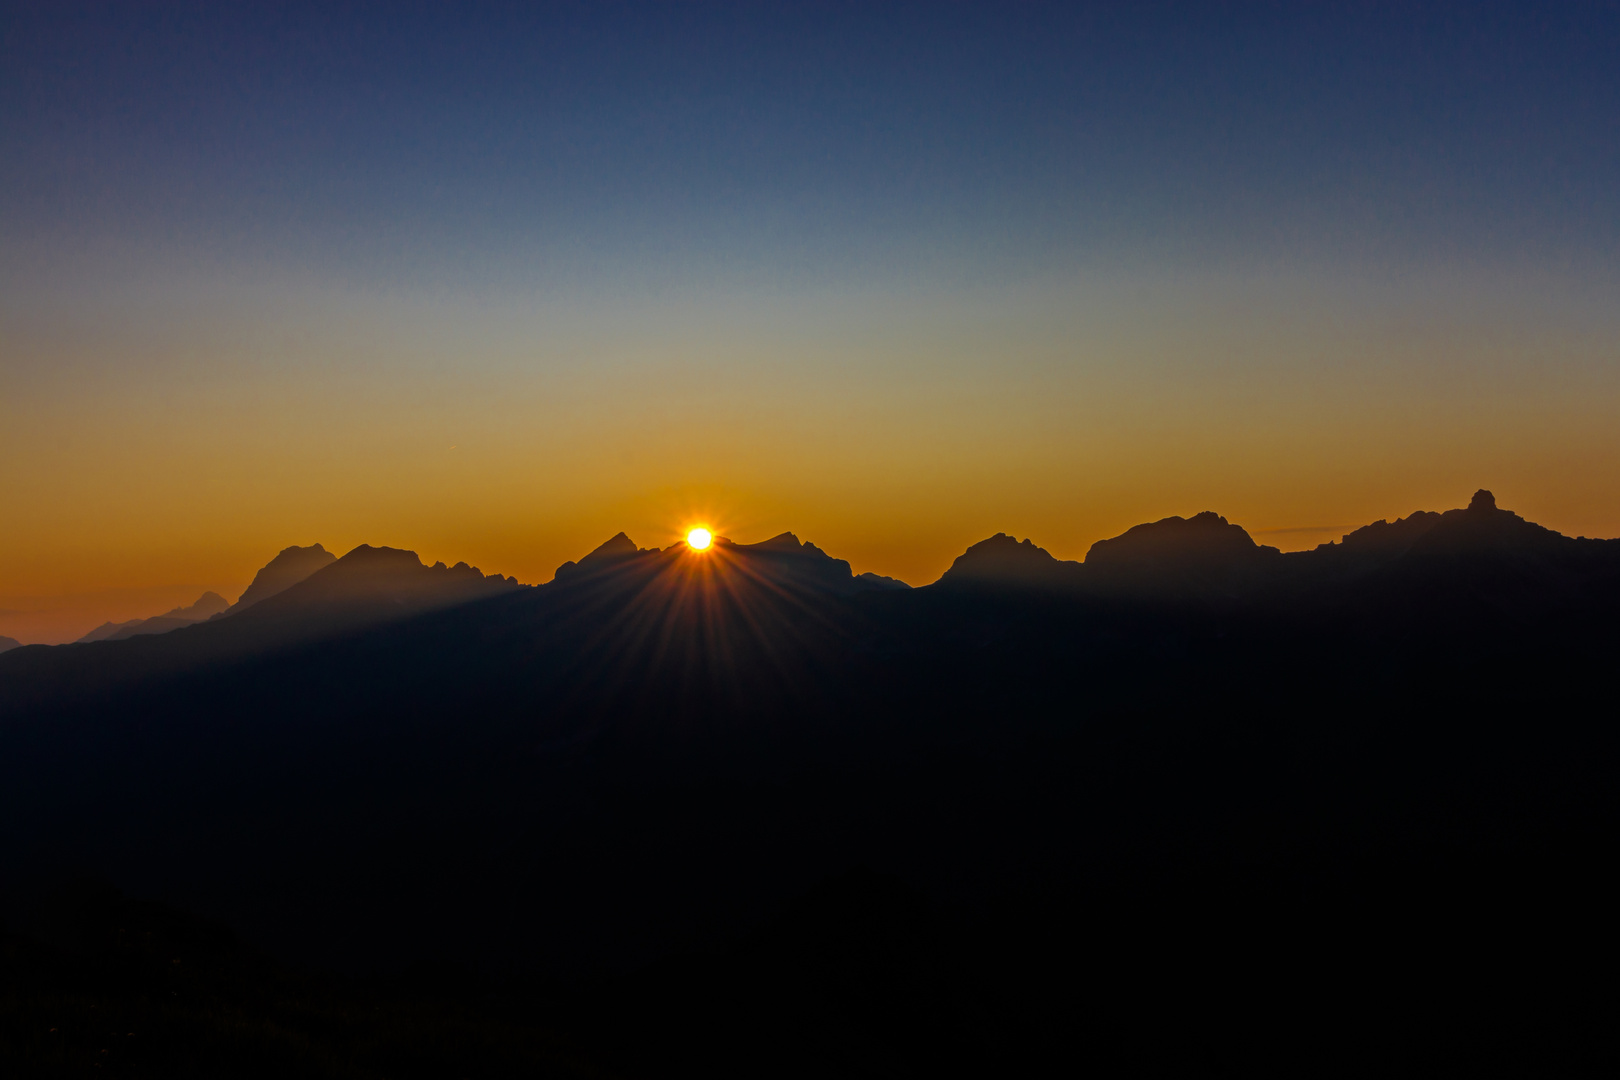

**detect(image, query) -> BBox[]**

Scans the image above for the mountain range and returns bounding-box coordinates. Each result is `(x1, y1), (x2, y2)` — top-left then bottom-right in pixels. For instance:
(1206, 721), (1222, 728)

(15, 487), (1607, 673)
(74, 591), (231, 644)
(1, 490), (1615, 1075)
(940, 488), (1618, 601)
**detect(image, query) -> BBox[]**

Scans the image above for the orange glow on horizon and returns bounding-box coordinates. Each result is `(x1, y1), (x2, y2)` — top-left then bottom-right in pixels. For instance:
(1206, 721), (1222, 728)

(4, 268), (1620, 645)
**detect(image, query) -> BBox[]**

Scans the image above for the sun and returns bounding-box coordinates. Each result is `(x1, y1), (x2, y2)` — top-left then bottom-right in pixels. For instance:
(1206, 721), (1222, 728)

(686, 528), (713, 551)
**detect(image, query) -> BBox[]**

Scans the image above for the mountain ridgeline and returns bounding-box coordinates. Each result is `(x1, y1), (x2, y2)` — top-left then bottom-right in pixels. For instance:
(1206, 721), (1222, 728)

(939, 488), (1616, 602)
(1, 491), (1616, 1075)
(75, 591), (231, 644)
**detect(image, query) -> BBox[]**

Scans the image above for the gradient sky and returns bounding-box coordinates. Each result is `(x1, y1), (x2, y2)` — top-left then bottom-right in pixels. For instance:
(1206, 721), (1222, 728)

(4, 1), (1619, 641)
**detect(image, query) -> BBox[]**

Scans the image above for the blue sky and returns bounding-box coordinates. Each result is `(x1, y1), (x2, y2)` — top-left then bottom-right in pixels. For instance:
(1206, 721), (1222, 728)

(7, 1), (1616, 293)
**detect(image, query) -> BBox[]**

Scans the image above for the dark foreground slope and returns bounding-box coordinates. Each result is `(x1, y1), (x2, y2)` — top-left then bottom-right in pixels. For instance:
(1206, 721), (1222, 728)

(2, 495), (1618, 1075)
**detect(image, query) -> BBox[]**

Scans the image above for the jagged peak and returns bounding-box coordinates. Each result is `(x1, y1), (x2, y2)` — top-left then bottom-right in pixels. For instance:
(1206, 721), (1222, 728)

(745, 533), (844, 563)
(232, 543), (338, 611)
(333, 545), (426, 569)
(160, 592), (230, 620)
(752, 532), (806, 551)
(555, 531), (654, 582)
(588, 532), (640, 559)
(1317, 511), (1443, 556)
(969, 532), (1053, 555)
(938, 532), (1075, 588)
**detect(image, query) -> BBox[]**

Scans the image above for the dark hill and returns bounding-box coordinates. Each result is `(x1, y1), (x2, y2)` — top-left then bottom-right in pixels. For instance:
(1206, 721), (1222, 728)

(0, 634), (19, 654)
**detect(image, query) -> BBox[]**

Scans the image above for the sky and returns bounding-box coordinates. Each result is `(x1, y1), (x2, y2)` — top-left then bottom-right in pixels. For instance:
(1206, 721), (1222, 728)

(3, 1), (1619, 641)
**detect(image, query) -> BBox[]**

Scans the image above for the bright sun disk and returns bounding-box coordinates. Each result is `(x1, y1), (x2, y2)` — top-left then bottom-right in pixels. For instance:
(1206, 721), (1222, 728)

(686, 528), (713, 551)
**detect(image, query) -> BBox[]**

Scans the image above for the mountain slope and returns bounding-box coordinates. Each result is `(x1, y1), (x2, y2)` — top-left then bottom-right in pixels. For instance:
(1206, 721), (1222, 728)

(228, 543), (337, 612)
(76, 591), (232, 644)
(0, 547), (525, 715)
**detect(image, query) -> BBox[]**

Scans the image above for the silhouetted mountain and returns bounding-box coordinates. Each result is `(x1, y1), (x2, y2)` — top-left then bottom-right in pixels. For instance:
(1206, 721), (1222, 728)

(2, 491), (1615, 1075)
(1309, 508), (1442, 562)
(0, 547), (525, 716)
(76, 590), (232, 644)
(1412, 488), (1592, 557)
(1342, 489), (1620, 613)
(937, 532), (1083, 590)
(935, 492), (1618, 609)
(238, 545), (519, 618)
(74, 619), (144, 644)
(555, 530), (909, 598)
(0, 634), (19, 654)
(725, 532), (911, 596)
(180, 545), (527, 660)
(552, 531), (657, 582)
(167, 590), (231, 621)
(228, 543), (337, 612)
(1085, 510), (1283, 598)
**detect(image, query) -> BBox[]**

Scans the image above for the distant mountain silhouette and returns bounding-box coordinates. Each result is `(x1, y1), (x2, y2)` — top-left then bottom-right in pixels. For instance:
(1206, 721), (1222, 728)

(1085, 510), (1282, 597)
(937, 532), (1083, 590)
(1334, 488), (1620, 612)
(168, 590), (230, 620)
(75, 591), (231, 644)
(1310, 508), (1442, 562)
(939, 512), (1291, 597)
(74, 621), (139, 645)
(937, 513), (1284, 597)
(228, 543), (337, 612)
(555, 530), (909, 597)
(1408, 488), (1587, 557)
(552, 531), (658, 582)
(67, 542), (336, 647)
(210, 544), (525, 647)
(0, 634), (19, 654)
(723, 532), (910, 596)
(0, 546), (525, 714)
(935, 490), (1619, 608)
